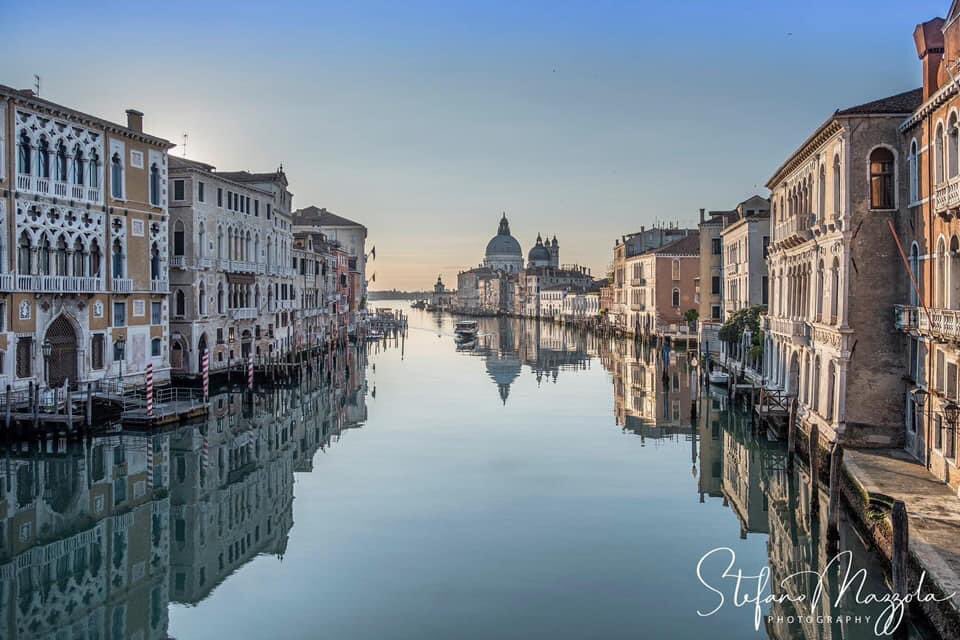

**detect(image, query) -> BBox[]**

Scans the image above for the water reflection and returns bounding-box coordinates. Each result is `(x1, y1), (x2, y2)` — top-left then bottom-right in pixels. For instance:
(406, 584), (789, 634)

(0, 313), (934, 639)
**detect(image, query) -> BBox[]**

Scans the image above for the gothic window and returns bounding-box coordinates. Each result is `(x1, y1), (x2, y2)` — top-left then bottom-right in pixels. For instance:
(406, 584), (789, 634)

(217, 282), (224, 314)
(112, 239), (123, 278)
(816, 260), (824, 321)
(173, 221), (185, 256)
(937, 123), (946, 184)
(55, 235), (68, 276)
(90, 239), (102, 277)
(671, 287), (680, 307)
(149, 163), (160, 206)
(951, 113), (959, 179)
(818, 164), (826, 219)
(37, 136), (49, 178)
(91, 334), (104, 370)
(17, 232), (31, 274)
(73, 238), (85, 276)
(831, 257), (840, 323)
(17, 131), (30, 175)
(89, 151), (99, 189)
(175, 289), (185, 317)
(910, 242), (920, 306)
(73, 145), (85, 185)
(909, 139), (919, 203)
(198, 222), (205, 258)
(38, 235), (51, 276)
(111, 153), (123, 199)
(55, 142), (67, 182)
(869, 147), (895, 210)
(16, 337), (32, 379)
(833, 154), (842, 217)
(217, 226), (223, 258)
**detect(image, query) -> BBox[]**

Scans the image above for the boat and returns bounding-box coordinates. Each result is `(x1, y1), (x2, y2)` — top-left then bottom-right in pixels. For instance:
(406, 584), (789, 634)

(411, 300), (427, 309)
(365, 331), (384, 341)
(708, 369), (730, 386)
(455, 337), (477, 351)
(454, 320), (478, 341)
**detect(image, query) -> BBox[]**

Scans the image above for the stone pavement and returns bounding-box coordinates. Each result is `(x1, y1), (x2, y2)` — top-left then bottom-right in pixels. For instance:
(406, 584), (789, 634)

(844, 448), (960, 614)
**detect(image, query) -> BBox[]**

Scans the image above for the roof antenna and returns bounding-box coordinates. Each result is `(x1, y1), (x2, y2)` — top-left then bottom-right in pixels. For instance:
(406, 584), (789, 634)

(33, 74), (40, 97)
(182, 133), (188, 158)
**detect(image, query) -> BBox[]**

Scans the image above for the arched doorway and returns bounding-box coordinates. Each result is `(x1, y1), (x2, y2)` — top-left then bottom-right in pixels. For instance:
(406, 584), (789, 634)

(170, 338), (185, 373)
(45, 315), (78, 388)
(788, 352), (800, 397)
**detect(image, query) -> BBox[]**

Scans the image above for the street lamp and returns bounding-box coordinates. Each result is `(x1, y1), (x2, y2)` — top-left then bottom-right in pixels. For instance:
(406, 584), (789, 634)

(42, 339), (52, 387)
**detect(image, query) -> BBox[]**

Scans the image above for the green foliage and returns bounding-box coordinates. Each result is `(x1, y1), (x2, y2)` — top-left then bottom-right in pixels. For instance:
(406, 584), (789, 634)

(683, 308), (699, 323)
(719, 305), (767, 355)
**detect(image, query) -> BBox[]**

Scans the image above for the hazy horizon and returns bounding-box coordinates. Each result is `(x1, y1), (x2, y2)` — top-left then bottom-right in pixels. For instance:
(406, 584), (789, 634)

(2, 0), (942, 289)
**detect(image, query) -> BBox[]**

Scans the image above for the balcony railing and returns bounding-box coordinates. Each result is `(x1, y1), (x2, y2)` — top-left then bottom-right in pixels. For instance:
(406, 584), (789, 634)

(895, 305), (960, 341)
(113, 278), (134, 293)
(774, 213), (816, 247)
(14, 274), (103, 293)
(934, 177), (960, 214)
(0, 274), (13, 291)
(170, 256), (186, 269)
(230, 307), (257, 320)
(766, 316), (810, 342)
(198, 257), (213, 269)
(150, 279), (169, 293)
(16, 173), (102, 204)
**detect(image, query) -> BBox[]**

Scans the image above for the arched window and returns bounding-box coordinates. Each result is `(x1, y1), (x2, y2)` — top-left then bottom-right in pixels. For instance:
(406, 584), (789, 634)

(37, 136), (49, 179)
(17, 131), (31, 175)
(90, 240), (101, 278)
(149, 163), (160, 206)
(151, 338), (162, 358)
(910, 242), (920, 306)
(833, 154), (842, 217)
(910, 139), (919, 203)
(17, 232), (31, 274)
(198, 222), (205, 258)
(55, 143), (67, 182)
(173, 221), (185, 257)
(939, 236), (949, 308)
(830, 257), (840, 323)
(111, 153), (123, 199)
(54, 235), (67, 276)
(671, 287), (680, 307)
(217, 282), (224, 314)
(816, 260), (824, 321)
(951, 236), (960, 310)
(869, 147), (894, 210)
(255, 284), (260, 308)
(198, 282), (206, 315)
(937, 123), (946, 184)
(112, 239), (123, 279)
(175, 289), (186, 316)
(150, 242), (161, 281)
(254, 234), (259, 264)
(227, 228), (233, 260)
(73, 238), (85, 276)
(245, 231), (252, 262)
(72, 145), (85, 185)
(216, 226), (223, 259)
(88, 151), (99, 189)
(818, 164), (826, 219)
(38, 234), (51, 276)
(826, 361), (837, 421)
(950, 113), (959, 179)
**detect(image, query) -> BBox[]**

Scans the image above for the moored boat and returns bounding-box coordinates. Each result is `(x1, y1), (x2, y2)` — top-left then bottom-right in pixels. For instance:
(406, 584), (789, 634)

(454, 320), (478, 341)
(708, 369), (730, 386)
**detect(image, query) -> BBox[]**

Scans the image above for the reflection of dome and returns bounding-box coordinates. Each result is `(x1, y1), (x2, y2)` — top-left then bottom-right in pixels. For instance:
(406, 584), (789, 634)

(486, 353), (521, 404)
(484, 213), (523, 273)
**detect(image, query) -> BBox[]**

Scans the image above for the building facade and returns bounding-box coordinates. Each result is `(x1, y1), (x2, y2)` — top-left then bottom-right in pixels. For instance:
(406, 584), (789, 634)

(3, 86), (174, 390)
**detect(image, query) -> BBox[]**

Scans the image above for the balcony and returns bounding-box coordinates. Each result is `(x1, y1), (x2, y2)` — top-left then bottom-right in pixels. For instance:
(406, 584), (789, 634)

(151, 279), (169, 293)
(230, 307), (257, 320)
(0, 274), (13, 291)
(767, 316), (810, 344)
(774, 213), (816, 249)
(170, 256), (186, 269)
(14, 275), (103, 293)
(113, 278), (133, 294)
(198, 257), (213, 269)
(222, 260), (258, 274)
(630, 278), (646, 286)
(935, 177), (960, 215)
(895, 305), (960, 342)
(16, 174), (102, 204)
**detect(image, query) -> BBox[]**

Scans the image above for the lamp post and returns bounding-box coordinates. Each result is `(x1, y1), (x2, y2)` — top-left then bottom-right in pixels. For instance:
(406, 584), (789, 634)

(115, 336), (126, 388)
(41, 339), (53, 388)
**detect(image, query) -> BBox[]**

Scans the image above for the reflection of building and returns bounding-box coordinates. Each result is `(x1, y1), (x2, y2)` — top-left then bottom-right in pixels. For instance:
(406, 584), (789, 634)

(721, 416), (770, 538)
(0, 434), (171, 639)
(603, 340), (694, 433)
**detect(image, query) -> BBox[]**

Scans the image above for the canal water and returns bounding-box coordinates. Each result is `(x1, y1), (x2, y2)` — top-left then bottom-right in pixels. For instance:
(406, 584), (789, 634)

(0, 308), (933, 639)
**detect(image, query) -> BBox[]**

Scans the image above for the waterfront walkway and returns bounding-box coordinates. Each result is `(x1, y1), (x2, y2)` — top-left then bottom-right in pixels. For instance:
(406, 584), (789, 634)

(845, 448), (960, 612)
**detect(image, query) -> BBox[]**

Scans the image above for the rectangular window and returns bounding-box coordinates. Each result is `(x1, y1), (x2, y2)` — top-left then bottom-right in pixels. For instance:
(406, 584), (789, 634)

(711, 238), (721, 255)
(151, 338), (161, 357)
(762, 275), (769, 305)
(173, 179), (185, 201)
(948, 362), (958, 401)
(937, 350), (946, 393)
(711, 305), (721, 320)
(16, 337), (32, 378)
(217, 187), (223, 207)
(711, 276), (721, 295)
(152, 301), (162, 325)
(936, 414), (944, 450)
(762, 236), (770, 258)
(254, 200), (259, 217)
(246, 196), (250, 213)
(266, 203), (271, 219)
(113, 302), (126, 327)
(909, 338), (919, 380)
(217, 328), (224, 344)
(92, 334), (104, 370)
(198, 181), (205, 203)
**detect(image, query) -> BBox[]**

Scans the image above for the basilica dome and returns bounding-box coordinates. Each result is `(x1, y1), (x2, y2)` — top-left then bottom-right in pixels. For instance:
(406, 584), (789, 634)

(483, 213), (523, 273)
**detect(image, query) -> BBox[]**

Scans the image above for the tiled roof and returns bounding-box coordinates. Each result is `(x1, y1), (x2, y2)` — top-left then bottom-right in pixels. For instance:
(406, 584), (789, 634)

(651, 233), (700, 255)
(835, 88), (923, 116)
(294, 206), (366, 230)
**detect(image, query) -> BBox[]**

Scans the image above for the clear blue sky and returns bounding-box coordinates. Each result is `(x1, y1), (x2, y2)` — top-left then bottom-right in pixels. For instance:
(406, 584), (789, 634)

(1, 0), (945, 289)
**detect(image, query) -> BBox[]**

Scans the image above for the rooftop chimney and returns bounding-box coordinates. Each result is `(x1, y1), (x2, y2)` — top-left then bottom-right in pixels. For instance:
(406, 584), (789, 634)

(699, 207), (705, 224)
(125, 109), (144, 133)
(914, 18), (945, 101)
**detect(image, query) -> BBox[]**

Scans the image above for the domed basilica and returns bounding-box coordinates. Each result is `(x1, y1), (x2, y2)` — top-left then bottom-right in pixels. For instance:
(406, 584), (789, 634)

(483, 213), (559, 272)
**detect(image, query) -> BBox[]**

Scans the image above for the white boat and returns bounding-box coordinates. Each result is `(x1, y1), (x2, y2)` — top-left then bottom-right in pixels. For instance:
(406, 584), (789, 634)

(454, 320), (478, 340)
(708, 370), (730, 386)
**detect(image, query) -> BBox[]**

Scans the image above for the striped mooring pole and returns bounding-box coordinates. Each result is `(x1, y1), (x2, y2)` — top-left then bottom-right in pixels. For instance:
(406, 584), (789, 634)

(202, 348), (210, 403)
(247, 354), (254, 390)
(145, 363), (154, 418)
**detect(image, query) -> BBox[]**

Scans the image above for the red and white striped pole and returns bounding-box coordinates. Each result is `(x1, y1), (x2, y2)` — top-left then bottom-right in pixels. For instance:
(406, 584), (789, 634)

(248, 354), (254, 390)
(202, 348), (209, 403)
(145, 363), (154, 418)
(146, 438), (154, 489)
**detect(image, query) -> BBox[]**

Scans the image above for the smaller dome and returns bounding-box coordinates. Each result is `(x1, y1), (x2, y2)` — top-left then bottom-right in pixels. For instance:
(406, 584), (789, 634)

(528, 244), (550, 262)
